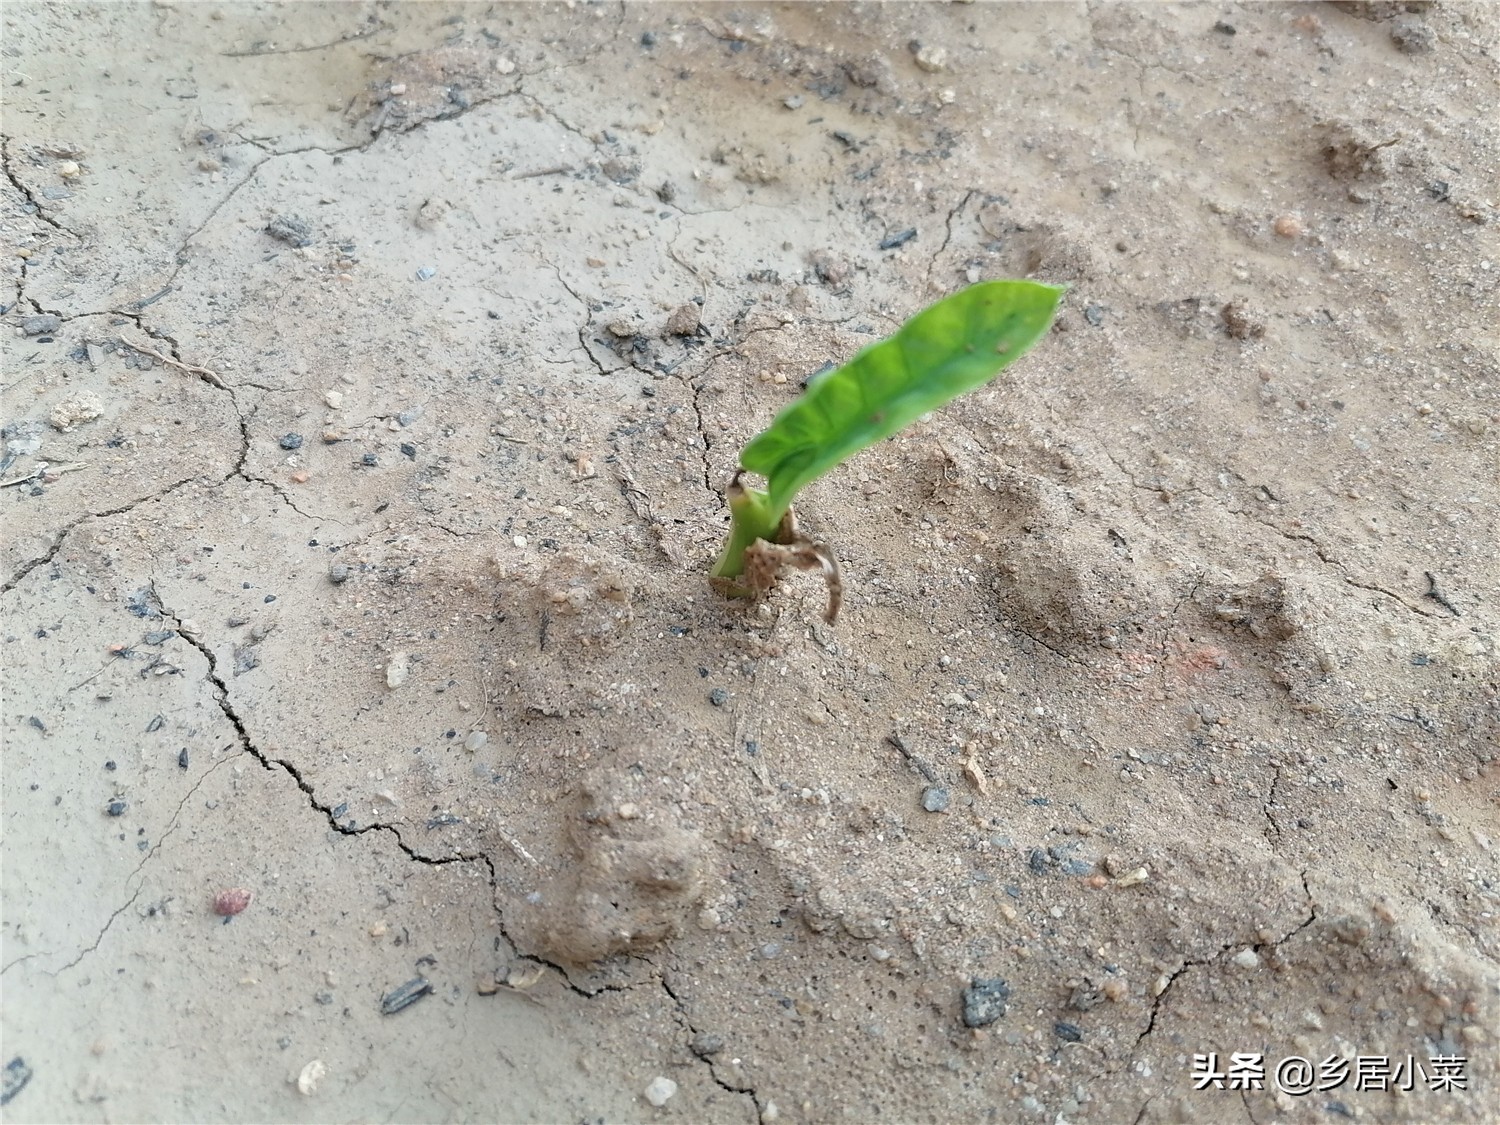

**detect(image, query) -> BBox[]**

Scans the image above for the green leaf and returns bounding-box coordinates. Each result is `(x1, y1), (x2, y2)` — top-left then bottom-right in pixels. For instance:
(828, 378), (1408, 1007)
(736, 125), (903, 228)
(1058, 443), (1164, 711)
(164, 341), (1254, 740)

(739, 280), (1065, 520)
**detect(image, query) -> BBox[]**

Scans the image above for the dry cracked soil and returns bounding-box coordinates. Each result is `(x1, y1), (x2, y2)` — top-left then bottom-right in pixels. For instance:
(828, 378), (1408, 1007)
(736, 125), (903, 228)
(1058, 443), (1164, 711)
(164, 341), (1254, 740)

(1, 2), (1497, 1123)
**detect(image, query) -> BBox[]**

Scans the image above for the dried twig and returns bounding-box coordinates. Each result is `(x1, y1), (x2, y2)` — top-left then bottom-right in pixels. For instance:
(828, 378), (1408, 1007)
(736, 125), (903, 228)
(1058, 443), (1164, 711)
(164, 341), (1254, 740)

(1, 462), (87, 488)
(511, 164), (573, 180)
(121, 336), (229, 389)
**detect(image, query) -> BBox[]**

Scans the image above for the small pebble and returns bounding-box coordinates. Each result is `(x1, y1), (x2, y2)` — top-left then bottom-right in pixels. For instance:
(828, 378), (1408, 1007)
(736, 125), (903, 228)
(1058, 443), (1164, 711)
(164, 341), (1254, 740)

(379, 977), (433, 1014)
(178, 748), (189, 769)
(912, 43), (948, 72)
(295, 1059), (326, 1096)
(415, 266), (437, 282)
(213, 888), (253, 916)
(324, 390), (343, 409)
(664, 303), (701, 336)
(1390, 19), (1434, 54)
(961, 978), (1010, 1028)
(1273, 214), (1303, 238)
(689, 1032), (724, 1058)
(265, 214), (313, 247)
(23, 314), (62, 336)
(644, 1076), (678, 1107)
(386, 651), (410, 689)
(1232, 948), (1260, 970)
(709, 687), (729, 707)
(921, 786), (950, 813)
(464, 731), (488, 752)
(105, 799), (127, 817)
(280, 432), (304, 450)
(328, 563), (350, 584)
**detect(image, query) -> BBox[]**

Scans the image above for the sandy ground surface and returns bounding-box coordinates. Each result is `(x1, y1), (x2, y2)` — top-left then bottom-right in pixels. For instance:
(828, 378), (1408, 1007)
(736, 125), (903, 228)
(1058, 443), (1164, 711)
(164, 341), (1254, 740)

(2, 2), (1497, 1122)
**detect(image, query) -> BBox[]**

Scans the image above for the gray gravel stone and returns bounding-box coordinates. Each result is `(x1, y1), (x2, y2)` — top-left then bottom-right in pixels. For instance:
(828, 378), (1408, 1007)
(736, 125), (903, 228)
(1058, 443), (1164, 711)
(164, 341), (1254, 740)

(22, 315), (61, 336)
(921, 786), (950, 813)
(689, 1032), (724, 1058)
(961, 978), (1010, 1028)
(265, 214), (313, 247)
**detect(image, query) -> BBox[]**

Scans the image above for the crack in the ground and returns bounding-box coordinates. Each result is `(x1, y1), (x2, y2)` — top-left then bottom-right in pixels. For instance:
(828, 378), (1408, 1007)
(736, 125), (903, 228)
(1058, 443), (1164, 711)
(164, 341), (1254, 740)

(1153, 569), (1209, 696)
(513, 88), (601, 156)
(146, 152), (275, 293)
(219, 21), (391, 58)
(1244, 511), (1441, 618)
(154, 584), (477, 867)
(1085, 10), (1201, 160)
(657, 970), (764, 1117)
(365, 83), (522, 147)
(1010, 622), (1091, 668)
(543, 260), (618, 381)
(2, 479), (199, 593)
(1129, 869), (1318, 1058)
(1, 133), (78, 239)
(686, 371), (718, 505)
(48, 888), (142, 976)
(119, 327), (334, 524)
(2, 319), (339, 591)
(924, 188), (974, 290)
(105, 97), (461, 305)
(351, 16), (623, 154)
(32, 749), (243, 978)
(6, 20), (620, 327)
(1106, 451), (1443, 622)
(1262, 762), (1283, 844)
(152, 583), (646, 1009)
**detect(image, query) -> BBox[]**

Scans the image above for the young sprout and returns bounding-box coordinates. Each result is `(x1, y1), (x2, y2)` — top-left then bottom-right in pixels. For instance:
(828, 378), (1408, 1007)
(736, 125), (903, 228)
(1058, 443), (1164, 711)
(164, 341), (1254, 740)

(710, 279), (1065, 622)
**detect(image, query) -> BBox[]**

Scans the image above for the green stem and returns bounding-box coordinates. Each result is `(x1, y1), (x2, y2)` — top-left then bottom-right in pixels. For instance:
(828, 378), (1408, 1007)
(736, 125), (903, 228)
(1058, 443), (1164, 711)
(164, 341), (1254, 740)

(710, 476), (783, 583)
